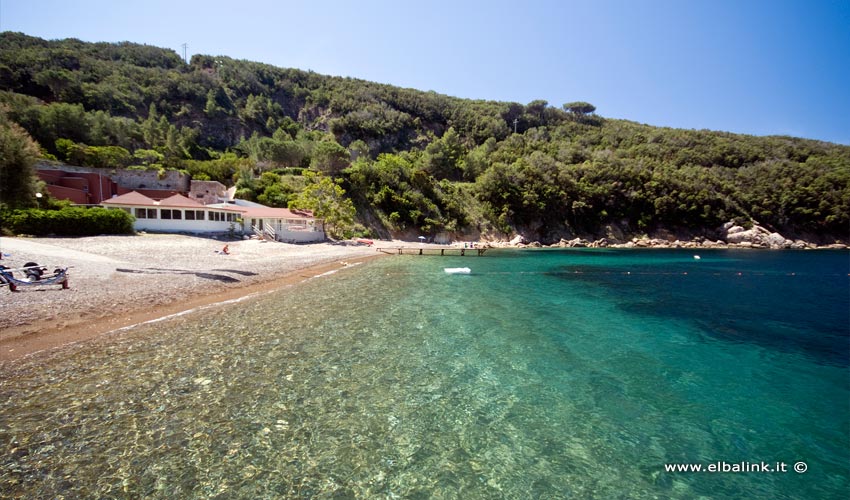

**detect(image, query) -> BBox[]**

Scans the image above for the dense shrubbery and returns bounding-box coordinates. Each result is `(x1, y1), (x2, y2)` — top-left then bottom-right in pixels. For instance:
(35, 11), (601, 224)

(1, 32), (848, 241)
(0, 207), (134, 236)
(346, 153), (468, 234)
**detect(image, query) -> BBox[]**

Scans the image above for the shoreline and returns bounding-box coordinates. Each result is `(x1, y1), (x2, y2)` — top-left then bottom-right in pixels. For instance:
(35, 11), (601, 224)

(1, 255), (382, 363)
(0, 234), (382, 363)
(3, 234), (845, 364)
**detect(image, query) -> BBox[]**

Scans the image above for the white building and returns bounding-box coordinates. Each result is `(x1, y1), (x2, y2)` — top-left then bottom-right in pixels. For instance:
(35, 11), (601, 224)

(102, 191), (325, 242)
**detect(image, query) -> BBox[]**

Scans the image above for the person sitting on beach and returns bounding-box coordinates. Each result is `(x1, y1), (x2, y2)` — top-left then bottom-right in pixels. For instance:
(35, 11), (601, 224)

(222, 244), (230, 255)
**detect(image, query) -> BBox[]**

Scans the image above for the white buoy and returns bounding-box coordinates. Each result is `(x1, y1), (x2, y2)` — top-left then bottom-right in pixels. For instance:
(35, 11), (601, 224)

(693, 255), (701, 260)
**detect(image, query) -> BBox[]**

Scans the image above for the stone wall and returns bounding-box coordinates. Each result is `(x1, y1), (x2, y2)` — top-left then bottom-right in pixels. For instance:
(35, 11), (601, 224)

(37, 161), (191, 194)
(188, 180), (227, 205)
(110, 169), (189, 191)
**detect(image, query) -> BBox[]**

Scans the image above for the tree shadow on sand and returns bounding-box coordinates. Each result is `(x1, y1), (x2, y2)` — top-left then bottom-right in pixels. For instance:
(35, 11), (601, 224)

(115, 268), (248, 283)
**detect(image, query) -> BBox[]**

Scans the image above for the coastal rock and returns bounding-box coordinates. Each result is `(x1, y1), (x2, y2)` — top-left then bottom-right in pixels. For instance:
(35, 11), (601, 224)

(604, 224), (626, 242)
(725, 228), (758, 244)
(554, 237), (590, 248)
(765, 232), (789, 249)
(652, 228), (678, 242)
(720, 221), (790, 248)
(509, 235), (526, 246)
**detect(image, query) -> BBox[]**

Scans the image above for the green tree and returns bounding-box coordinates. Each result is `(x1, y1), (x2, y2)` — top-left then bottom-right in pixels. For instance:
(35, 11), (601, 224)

(132, 148), (164, 168)
(274, 117), (301, 140)
(86, 145), (132, 168)
(55, 138), (87, 164)
(348, 139), (370, 161)
(266, 140), (306, 167)
(257, 182), (295, 207)
(310, 139), (350, 175)
(423, 126), (466, 180)
(289, 172), (356, 238)
(563, 101), (596, 115)
(0, 114), (40, 208)
(37, 102), (90, 150)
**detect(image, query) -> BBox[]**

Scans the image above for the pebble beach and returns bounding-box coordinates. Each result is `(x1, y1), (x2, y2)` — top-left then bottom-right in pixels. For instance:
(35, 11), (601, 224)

(0, 234), (378, 361)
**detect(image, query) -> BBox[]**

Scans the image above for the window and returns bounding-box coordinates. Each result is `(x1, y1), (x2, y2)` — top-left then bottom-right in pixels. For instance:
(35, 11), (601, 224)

(185, 210), (204, 221)
(210, 211), (233, 222)
(135, 208), (156, 219)
(208, 211), (236, 222)
(159, 209), (183, 220)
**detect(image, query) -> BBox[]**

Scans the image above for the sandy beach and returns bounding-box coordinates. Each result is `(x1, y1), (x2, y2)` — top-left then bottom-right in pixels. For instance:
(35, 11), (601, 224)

(0, 234), (382, 362)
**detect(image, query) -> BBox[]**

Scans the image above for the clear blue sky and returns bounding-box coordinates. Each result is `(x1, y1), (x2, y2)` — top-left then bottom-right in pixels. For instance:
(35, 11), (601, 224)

(2, 0), (848, 144)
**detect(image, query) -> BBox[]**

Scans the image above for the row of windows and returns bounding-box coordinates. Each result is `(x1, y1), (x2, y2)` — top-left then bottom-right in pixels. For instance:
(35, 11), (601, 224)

(131, 208), (237, 222)
(209, 211), (238, 222)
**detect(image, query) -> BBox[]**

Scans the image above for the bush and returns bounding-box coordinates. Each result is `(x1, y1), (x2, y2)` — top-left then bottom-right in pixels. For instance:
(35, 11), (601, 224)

(0, 207), (135, 236)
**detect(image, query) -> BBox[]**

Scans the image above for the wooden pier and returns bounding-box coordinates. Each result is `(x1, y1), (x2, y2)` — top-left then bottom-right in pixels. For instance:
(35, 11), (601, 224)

(376, 246), (488, 257)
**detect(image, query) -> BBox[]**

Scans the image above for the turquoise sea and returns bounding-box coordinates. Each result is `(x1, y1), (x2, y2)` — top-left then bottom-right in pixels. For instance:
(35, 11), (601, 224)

(1, 249), (848, 499)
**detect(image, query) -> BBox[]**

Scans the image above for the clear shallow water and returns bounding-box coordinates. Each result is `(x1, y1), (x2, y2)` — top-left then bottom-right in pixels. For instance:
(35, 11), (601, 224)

(1, 249), (848, 499)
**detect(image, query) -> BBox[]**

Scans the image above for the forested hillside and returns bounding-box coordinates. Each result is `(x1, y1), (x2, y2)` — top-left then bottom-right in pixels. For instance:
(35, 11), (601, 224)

(1, 32), (848, 242)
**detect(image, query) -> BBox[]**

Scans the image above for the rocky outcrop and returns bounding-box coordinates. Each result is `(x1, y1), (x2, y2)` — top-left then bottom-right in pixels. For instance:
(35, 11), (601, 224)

(719, 221), (790, 249)
(548, 237), (612, 248)
(509, 235), (526, 246)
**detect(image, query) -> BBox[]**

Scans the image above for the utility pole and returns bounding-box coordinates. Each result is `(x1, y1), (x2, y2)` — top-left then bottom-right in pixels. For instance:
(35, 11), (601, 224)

(181, 43), (188, 64)
(513, 118), (518, 134)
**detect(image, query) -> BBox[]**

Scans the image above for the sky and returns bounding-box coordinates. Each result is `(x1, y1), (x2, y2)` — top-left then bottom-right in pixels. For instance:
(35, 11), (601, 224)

(1, 0), (848, 144)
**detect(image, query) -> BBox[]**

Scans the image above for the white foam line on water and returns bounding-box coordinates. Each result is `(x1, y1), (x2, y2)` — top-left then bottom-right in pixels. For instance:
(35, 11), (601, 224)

(3, 288), (285, 363)
(8, 261), (361, 363)
(111, 262), (356, 333)
(302, 261), (362, 281)
(111, 288), (280, 333)
(307, 269), (340, 280)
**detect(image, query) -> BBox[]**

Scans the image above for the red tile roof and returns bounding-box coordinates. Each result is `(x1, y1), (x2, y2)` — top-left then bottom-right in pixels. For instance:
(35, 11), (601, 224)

(102, 191), (157, 206)
(235, 206), (315, 219)
(157, 194), (205, 208)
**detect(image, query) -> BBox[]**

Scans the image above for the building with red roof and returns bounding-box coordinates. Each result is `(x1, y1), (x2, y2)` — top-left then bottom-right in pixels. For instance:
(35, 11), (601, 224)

(102, 192), (324, 242)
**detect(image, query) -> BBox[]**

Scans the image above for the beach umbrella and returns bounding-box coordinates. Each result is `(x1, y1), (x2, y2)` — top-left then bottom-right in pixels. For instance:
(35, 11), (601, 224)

(418, 236), (426, 243)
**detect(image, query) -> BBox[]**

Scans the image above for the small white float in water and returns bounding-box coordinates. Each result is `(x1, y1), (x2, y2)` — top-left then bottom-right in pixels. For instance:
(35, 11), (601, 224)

(444, 267), (471, 275)
(693, 255), (701, 260)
